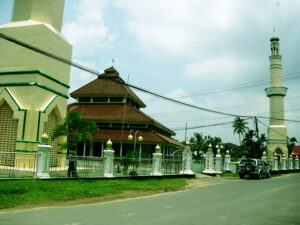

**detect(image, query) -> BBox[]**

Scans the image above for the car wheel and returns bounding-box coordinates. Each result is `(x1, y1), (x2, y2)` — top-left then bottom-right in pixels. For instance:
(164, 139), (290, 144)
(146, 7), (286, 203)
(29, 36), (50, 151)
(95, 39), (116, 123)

(245, 163), (252, 171)
(266, 171), (271, 178)
(258, 171), (263, 179)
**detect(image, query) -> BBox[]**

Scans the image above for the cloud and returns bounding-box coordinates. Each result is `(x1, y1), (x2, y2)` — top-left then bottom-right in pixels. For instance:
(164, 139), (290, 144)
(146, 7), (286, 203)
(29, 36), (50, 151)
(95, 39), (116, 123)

(184, 57), (242, 80)
(62, 0), (114, 57)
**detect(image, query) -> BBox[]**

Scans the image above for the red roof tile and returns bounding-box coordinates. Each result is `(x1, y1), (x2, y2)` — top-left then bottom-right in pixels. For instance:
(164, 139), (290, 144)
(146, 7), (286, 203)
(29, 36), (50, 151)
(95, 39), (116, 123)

(294, 146), (300, 155)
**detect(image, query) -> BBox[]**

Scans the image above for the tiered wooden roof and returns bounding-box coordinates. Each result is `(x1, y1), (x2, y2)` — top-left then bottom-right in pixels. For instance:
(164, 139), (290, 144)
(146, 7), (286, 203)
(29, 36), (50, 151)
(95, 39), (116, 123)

(68, 67), (183, 147)
(70, 67), (146, 108)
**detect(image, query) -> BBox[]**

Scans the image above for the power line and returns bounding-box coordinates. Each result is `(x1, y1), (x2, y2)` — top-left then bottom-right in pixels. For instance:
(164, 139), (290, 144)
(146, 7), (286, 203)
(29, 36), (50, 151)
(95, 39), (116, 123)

(147, 73), (300, 102)
(1, 32), (299, 123)
(256, 118), (289, 139)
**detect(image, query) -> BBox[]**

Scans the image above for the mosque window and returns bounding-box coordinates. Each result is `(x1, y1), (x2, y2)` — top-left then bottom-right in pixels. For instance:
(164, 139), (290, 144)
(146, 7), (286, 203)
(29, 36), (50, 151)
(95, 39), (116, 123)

(78, 97), (91, 103)
(110, 97), (124, 103)
(93, 97), (108, 103)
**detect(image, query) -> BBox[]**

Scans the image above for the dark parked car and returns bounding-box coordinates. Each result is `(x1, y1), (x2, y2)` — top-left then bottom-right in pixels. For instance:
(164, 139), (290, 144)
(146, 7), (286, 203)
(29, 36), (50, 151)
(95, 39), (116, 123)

(238, 158), (271, 179)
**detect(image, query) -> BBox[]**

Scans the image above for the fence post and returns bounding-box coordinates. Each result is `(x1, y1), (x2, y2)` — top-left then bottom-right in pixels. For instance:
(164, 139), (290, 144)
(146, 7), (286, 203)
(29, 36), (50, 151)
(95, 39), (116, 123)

(281, 154), (287, 171)
(295, 157), (299, 170)
(223, 150), (231, 171)
(203, 144), (215, 174)
(103, 139), (115, 177)
(214, 147), (222, 174)
(36, 133), (51, 178)
(180, 142), (194, 175)
(262, 151), (267, 162)
(151, 145), (162, 176)
(272, 154), (278, 171)
(288, 155), (294, 170)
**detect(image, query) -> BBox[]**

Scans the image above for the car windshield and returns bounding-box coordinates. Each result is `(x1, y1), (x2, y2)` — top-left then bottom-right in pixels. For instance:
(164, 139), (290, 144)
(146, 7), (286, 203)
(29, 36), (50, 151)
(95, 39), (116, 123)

(240, 159), (256, 165)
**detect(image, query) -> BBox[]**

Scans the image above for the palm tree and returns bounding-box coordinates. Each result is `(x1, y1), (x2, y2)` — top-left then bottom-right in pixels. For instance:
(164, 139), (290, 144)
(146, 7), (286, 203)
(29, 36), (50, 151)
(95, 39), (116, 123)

(232, 116), (248, 146)
(52, 111), (98, 177)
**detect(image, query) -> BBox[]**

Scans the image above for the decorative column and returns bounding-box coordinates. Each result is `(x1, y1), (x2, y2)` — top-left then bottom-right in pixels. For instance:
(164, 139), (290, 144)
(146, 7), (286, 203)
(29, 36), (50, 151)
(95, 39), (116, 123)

(180, 142), (194, 175)
(295, 157), (299, 170)
(272, 154), (278, 171)
(203, 144), (215, 174)
(288, 155), (294, 170)
(223, 150), (231, 171)
(214, 146), (222, 174)
(36, 133), (51, 178)
(103, 139), (115, 177)
(280, 154), (287, 171)
(151, 145), (162, 176)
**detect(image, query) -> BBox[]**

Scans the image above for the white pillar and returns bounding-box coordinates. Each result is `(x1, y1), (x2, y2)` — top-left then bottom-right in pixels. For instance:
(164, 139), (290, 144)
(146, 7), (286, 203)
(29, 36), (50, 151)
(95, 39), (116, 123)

(214, 148), (222, 174)
(262, 151), (267, 162)
(281, 154), (287, 171)
(288, 156), (294, 170)
(103, 139), (115, 177)
(295, 157), (299, 170)
(120, 143), (123, 159)
(36, 133), (51, 178)
(83, 142), (86, 156)
(101, 141), (104, 157)
(139, 143), (142, 161)
(203, 144), (215, 174)
(223, 150), (231, 171)
(272, 155), (278, 171)
(180, 142), (194, 175)
(151, 145), (162, 176)
(89, 140), (94, 156)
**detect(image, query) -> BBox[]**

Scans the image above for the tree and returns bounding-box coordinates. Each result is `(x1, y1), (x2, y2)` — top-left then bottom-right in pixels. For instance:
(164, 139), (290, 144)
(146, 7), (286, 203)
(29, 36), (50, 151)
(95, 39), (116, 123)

(52, 111), (98, 177)
(189, 133), (223, 158)
(232, 116), (248, 146)
(241, 129), (267, 158)
(287, 137), (298, 156)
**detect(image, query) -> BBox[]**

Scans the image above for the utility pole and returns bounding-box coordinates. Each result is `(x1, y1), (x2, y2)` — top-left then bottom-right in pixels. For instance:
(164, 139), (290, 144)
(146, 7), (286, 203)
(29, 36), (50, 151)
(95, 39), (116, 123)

(184, 123), (187, 144)
(254, 117), (259, 140)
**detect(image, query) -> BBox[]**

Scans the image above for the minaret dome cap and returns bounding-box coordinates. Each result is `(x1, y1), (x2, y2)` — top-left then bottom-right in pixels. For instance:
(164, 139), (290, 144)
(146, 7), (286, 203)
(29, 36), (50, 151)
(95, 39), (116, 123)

(270, 35), (279, 42)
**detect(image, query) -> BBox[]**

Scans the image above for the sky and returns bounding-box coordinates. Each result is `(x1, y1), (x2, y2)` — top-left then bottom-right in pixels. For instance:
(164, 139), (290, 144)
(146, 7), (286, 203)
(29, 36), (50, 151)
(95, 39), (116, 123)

(0, 0), (299, 145)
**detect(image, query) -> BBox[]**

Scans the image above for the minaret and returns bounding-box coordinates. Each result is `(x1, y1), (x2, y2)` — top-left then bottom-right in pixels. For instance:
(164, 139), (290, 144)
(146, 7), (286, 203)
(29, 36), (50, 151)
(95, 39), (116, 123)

(265, 35), (288, 160)
(0, 0), (72, 158)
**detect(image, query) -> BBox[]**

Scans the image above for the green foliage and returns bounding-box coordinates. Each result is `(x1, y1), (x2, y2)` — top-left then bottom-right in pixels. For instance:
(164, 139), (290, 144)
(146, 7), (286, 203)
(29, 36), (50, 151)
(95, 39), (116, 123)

(51, 111), (98, 152)
(0, 179), (187, 209)
(189, 132), (223, 157)
(51, 111), (98, 177)
(241, 129), (267, 158)
(232, 116), (248, 146)
(121, 151), (140, 175)
(287, 137), (298, 155)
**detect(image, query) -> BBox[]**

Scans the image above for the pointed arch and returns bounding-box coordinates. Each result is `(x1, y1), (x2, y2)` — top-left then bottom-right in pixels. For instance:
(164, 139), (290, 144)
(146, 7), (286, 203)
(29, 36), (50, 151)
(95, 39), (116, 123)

(0, 88), (27, 140)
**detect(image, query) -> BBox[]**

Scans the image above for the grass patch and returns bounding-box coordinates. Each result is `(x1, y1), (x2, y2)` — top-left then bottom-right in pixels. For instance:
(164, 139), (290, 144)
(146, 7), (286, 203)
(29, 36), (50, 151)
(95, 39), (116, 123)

(0, 178), (187, 209)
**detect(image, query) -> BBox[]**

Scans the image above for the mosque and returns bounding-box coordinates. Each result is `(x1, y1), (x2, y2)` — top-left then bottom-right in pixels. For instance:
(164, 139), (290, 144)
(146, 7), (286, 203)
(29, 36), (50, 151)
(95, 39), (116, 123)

(0, 0), (289, 166)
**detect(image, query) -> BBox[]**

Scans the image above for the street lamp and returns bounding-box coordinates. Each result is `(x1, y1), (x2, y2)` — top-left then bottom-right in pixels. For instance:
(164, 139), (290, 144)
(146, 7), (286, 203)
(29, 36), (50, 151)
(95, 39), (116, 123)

(128, 129), (143, 152)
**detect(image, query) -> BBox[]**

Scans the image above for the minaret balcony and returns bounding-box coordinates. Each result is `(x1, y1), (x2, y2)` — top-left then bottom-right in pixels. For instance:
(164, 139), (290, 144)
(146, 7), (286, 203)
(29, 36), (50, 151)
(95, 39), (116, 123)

(265, 87), (287, 97)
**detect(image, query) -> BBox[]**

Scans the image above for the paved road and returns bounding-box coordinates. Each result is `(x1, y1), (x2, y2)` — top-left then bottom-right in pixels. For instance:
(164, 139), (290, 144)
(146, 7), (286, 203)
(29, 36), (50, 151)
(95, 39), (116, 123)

(1, 174), (300, 225)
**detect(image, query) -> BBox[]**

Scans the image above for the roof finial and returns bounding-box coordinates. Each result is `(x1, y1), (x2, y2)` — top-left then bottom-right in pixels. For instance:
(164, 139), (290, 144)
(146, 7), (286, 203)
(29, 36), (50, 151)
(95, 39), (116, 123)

(112, 58), (115, 67)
